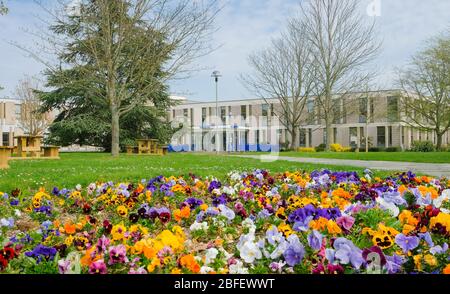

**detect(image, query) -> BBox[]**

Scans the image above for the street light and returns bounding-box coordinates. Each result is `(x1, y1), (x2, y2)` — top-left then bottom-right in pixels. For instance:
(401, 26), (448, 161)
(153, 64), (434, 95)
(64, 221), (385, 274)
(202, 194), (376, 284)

(211, 71), (221, 154)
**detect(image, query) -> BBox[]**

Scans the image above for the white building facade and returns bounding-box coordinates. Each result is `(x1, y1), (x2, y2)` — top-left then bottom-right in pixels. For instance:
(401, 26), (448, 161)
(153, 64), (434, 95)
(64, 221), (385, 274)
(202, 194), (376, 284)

(168, 90), (450, 152)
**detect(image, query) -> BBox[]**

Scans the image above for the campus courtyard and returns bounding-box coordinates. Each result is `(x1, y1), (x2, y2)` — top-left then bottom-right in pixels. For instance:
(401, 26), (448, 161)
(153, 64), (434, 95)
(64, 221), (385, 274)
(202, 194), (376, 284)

(1, 0), (450, 286)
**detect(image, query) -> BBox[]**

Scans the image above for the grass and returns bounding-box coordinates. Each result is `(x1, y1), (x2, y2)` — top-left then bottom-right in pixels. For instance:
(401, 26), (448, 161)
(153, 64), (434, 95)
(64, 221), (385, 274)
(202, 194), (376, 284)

(0, 152), (396, 193)
(262, 151), (450, 163)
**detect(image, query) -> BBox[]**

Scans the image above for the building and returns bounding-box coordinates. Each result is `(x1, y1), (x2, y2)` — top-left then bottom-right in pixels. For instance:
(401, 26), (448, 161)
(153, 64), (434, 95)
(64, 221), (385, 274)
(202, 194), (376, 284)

(3, 90), (449, 151)
(168, 90), (450, 152)
(0, 98), (24, 147)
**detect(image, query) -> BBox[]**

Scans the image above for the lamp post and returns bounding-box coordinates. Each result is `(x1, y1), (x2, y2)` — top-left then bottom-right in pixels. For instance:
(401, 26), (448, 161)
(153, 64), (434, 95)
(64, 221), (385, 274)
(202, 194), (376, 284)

(211, 71), (221, 154)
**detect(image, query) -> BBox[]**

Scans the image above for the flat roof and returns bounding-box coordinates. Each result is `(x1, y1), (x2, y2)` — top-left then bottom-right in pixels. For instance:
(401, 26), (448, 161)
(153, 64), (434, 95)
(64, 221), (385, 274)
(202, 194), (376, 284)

(175, 89), (406, 107)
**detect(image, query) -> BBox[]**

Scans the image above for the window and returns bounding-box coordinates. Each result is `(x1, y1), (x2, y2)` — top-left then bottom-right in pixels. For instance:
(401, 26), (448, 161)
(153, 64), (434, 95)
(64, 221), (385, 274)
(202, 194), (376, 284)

(307, 100), (314, 125)
(2, 133), (9, 147)
(241, 105), (247, 120)
(350, 127), (358, 147)
(190, 109), (194, 126)
(370, 97), (374, 123)
(342, 99), (347, 124)
(359, 97), (368, 123)
(333, 99), (341, 124)
(183, 109), (188, 117)
(308, 129), (312, 147)
(220, 106), (226, 124)
(172, 109), (175, 119)
(202, 108), (207, 123)
(262, 104), (269, 117)
(387, 96), (399, 122)
(270, 104), (274, 116)
(377, 127), (386, 147)
(15, 104), (21, 116)
(333, 128), (338, 144)
(402, 127), (405, 146)
(389, 126), (393, 147)
(249, 105), (253, 116)
(299, 129), (306, 147)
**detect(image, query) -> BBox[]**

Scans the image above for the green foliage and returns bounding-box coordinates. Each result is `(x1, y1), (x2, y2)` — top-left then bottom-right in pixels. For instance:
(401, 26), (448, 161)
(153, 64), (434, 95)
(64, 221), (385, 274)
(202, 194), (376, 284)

(354, 208), (401, 231)
(39, 0), (177, 152)
(411, 141), (436, 152)
(385, 147), (401, 152)
(315, 144), (326, 152)
(0, 1), (7, 15)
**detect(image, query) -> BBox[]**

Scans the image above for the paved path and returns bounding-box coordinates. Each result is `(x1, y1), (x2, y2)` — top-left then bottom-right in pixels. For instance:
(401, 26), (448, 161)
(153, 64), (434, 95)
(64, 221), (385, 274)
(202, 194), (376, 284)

(234, 155), (450, 178)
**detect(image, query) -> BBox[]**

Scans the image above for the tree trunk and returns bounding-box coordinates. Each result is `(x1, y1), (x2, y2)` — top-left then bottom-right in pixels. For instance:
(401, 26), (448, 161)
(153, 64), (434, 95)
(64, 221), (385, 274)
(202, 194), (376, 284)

(111, 104), (120, 157)
(365, 124), (369, 153)
(436, 132), (443, 151)
(291, 127), (298, 150)
(325, 119), (333, 151)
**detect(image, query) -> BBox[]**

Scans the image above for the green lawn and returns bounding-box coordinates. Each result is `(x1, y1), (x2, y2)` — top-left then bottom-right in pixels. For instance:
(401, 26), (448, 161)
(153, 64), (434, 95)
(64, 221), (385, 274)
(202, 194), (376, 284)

(267, 151), (450, 163)
(0, 152), (394, 193)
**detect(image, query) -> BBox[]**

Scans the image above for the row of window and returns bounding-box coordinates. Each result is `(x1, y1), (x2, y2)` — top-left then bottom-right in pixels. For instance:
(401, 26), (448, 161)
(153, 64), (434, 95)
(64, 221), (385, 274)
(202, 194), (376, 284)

(174, 104), (276, 125)
(174, 96), (401, 127)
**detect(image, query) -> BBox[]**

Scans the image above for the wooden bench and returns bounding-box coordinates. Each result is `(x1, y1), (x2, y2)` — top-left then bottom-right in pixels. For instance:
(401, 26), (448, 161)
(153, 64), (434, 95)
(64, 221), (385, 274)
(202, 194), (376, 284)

(15, 135), (43, 158)
(126, 145), (138, 154)
(42, 146), (60, 159)
(158, 145), (169, 155)
(0, 147), (13, 169)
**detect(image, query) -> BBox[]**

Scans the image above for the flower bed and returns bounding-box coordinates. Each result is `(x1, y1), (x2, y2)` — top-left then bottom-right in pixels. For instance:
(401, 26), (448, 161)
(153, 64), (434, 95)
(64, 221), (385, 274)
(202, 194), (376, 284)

(0, 170), (449, 274)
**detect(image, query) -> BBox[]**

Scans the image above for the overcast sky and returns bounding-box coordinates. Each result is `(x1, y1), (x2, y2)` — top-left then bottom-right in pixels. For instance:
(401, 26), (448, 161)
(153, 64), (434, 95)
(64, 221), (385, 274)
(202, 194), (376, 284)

(1, 0), (449, 102)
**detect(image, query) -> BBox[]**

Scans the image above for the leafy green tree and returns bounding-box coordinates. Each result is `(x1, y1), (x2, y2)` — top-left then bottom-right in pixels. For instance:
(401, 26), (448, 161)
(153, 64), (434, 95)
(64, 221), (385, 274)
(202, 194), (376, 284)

(0, 1), (7, 15)
(39, 0), (218, 155)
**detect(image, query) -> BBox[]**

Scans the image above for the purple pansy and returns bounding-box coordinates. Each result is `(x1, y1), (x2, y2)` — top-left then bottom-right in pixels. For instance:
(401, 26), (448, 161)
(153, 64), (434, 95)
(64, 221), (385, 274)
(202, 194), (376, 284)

(395, 234), (420, 253)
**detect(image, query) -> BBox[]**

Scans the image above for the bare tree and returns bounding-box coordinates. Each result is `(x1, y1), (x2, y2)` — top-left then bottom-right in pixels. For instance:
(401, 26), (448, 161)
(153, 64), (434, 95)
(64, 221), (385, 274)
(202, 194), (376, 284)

(19, 0), (220, 156)
(242, 20), (316, 150)
(398, 34), (450, 150)
(301, 0), (381, 150)
(357, 84), (392, 152)
(15, 76), (52, 136)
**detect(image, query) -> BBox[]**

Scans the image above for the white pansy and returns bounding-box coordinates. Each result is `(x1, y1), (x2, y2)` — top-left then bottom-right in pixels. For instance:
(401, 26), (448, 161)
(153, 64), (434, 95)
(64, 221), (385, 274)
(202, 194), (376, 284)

(434, 189), (450, 208)
(14, 209), (21, 217)
(242, 218), (255, 229)
(212, 188), (221, 195)
(204, 248), (219, 265)
(229, 260), (249, 274)
(239, 241), (262, 264)
(222, 186), (235, 195)
(376, 196), (399, 217)
(229, 172), (241, 182)
(75, 184), (82, 191)
(200, 266), (214, 274)
(189, 221), (209, 232)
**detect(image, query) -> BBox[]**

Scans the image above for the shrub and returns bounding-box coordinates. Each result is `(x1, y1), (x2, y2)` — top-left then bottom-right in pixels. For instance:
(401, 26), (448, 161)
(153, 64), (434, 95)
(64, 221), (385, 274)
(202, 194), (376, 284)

(330, 143), (352, 152)
(315, 144), (326, 152)
(297, 147), (316, 153)
(368, 147), (384, 152)
(411, 141), (435, 152)
(385, 147), (401, 152)
(280, 142), (291, 152)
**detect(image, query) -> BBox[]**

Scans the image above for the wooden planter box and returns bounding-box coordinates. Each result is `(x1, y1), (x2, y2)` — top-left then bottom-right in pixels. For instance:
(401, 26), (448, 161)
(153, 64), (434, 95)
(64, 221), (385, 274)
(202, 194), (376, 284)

(0, 147), (13, 169)
(42, 146), (60, 159)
